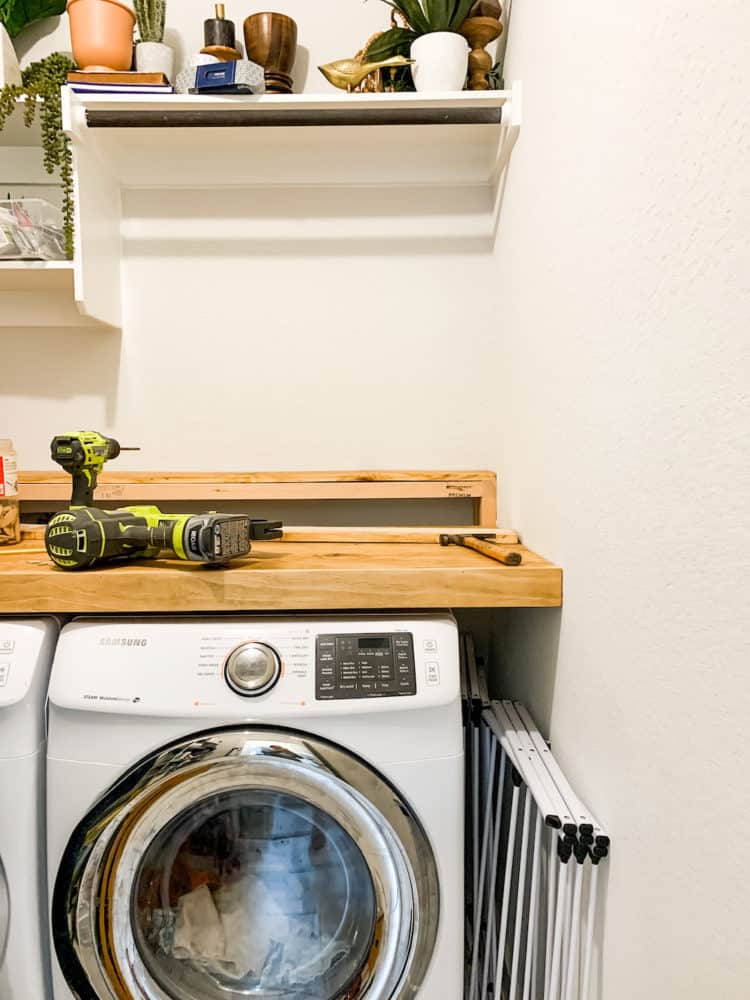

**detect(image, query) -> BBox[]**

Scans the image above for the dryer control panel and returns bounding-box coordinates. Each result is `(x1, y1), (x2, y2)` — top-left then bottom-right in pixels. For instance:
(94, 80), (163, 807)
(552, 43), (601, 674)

(316, 633), (416, 700)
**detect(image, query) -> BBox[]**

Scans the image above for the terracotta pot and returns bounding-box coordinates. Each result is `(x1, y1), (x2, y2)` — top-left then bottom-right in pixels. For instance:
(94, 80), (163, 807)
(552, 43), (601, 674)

(67, 0), (135, 72)
(243, 12), (297, 94)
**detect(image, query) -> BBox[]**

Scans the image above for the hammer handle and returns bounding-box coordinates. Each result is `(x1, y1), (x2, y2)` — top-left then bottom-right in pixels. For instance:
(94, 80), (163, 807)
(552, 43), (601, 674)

(463, 536), (523, 566)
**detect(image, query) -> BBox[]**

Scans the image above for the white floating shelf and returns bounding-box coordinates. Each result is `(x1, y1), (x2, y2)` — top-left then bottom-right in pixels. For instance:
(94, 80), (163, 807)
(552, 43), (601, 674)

(64, 88), (519, 188)
(0, 259), (101, 327)
(57, 86), (522, 329)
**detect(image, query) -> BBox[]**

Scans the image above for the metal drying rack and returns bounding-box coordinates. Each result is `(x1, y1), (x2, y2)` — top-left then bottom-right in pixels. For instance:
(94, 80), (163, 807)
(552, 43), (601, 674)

(462, 636), (609, 1000)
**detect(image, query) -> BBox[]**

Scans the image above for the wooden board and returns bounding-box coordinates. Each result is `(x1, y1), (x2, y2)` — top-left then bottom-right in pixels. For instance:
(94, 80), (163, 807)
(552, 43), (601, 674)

(281, 526), (519, 544)
(19, 469), (498, 526)
(0, 539), (561, 613)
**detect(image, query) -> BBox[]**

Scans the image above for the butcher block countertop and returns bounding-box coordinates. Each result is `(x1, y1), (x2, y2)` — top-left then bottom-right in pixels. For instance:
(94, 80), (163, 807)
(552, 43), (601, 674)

(0, 537), (562, 613)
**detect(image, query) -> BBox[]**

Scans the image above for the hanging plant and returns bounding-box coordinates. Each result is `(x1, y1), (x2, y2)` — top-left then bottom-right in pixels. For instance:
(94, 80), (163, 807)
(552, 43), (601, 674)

(0, 0), (67, 38)
(0, 52), (76, 258)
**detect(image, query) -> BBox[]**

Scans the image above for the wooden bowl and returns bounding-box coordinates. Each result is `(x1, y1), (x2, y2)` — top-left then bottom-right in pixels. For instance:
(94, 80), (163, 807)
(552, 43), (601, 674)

(200, 45), (243, 62)
(243, 12), (297, 94)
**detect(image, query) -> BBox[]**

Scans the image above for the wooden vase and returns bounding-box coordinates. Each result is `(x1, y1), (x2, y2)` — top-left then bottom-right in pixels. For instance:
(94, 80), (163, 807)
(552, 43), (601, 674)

(460, 16), (502, 91)
(243, 12), (298, 95)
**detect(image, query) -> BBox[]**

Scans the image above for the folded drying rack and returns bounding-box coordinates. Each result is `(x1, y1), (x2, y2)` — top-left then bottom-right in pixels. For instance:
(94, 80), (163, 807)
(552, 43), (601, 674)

(462, 636), (609, 1000)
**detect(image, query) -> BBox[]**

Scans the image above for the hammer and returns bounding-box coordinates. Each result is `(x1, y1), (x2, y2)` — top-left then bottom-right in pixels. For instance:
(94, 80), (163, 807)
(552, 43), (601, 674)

(439, 533), (522, 566)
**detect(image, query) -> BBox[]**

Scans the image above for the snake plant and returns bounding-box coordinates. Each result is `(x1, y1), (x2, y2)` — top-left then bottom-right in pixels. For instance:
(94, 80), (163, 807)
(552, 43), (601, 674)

(366, 0), (476, 61)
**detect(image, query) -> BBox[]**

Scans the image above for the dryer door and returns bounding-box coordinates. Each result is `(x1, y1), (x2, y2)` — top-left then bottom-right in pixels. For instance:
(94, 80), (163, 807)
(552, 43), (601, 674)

(53, 728), (440, 1000)
(0, 855), (9, 968)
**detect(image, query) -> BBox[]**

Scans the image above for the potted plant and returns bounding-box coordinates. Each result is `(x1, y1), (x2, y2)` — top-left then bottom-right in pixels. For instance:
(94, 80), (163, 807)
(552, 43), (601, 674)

(0, 52), (76, 256)
(67, 0), (135, 72)
(0, 0), (67, 86)
(134, 0), (172, 80)
(366, 0), (474, 92)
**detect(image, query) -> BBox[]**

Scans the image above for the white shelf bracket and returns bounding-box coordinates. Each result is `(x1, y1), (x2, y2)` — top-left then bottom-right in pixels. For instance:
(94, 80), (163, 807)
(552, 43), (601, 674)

(62, 87), (122, 328)
(492, 79), (522, 189)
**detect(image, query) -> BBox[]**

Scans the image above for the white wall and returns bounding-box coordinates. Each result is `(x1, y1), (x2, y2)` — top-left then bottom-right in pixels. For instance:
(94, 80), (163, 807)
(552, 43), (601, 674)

(3, 2), (749, 993)
(493, 1), (750, 997)
(3, 1), (504, 470)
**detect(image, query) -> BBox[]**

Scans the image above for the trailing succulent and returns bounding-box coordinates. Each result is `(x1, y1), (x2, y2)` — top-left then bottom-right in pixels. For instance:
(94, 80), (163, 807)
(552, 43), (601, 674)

(366, 0), (476, 61)
(135, 0), (166, 43)
(0, 0), (66, 38)
(0, 53), (76, 257)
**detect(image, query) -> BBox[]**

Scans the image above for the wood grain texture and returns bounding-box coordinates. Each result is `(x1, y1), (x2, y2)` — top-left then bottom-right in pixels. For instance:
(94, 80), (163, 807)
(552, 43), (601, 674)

(243, 12), (297, 94)
(0, 540), (561, 612)
(18, 469), (497, 511)
(281, 526), (519, 544)
(19, 469), (497, 483)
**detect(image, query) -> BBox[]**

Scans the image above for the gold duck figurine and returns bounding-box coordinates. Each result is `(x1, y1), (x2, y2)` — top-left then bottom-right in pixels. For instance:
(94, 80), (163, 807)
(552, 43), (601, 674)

(318, 55), (414, 93)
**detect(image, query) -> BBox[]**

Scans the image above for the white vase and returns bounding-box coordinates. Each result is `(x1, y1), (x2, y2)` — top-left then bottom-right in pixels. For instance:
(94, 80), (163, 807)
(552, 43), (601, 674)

(410, 31), (468, 93)
(135, 41), (174, 81)
(0, 24), (21, 88)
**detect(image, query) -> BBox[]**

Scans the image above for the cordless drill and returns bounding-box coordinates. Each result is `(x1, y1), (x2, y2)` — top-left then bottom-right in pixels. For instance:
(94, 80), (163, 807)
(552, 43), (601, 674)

(45, 432), (282, 571)
(50, 432), (138, 508)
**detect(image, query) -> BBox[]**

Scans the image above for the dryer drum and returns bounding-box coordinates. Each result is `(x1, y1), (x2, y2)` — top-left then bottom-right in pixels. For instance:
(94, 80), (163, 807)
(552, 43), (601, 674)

(52, 727), (441, 999)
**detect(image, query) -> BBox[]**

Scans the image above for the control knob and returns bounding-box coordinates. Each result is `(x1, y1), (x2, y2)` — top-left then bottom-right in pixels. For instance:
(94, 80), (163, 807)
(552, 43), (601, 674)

(225, 642), (281, 697)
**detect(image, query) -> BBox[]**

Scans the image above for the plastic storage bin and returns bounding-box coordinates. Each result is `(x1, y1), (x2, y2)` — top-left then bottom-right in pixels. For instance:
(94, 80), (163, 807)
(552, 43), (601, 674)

(0, 199), (66, 260)
(0, 439), (20, 546)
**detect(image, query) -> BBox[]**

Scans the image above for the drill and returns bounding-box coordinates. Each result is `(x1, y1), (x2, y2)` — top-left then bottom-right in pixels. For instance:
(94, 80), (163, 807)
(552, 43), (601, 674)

(45, 432), (282, 571)
(50, 432), (139, 508)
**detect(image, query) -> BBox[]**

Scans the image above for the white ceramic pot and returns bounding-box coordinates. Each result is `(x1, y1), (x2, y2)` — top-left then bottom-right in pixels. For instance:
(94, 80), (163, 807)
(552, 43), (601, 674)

(135, 40), (174, 81)
(0, 24), (21, 88)
(410, 31), (468, 92)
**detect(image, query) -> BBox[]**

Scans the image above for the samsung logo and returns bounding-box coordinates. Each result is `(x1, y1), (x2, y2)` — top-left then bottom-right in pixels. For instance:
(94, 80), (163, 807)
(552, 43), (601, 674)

(99, 638), (148, 647)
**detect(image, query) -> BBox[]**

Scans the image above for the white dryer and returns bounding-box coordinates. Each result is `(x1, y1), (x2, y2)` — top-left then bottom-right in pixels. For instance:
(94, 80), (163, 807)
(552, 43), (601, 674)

(0, 617), (58, 999)
(47, 614), (464, 1000)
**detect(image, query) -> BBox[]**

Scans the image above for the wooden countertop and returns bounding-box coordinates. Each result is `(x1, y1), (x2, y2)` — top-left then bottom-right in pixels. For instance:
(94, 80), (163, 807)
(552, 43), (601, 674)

(0, 539), (561, 613)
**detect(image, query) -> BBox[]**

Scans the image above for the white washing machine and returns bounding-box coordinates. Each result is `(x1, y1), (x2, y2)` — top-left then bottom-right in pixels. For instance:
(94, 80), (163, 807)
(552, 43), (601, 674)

(47, 614), (464, 1000)
(0, 617), (58, 999)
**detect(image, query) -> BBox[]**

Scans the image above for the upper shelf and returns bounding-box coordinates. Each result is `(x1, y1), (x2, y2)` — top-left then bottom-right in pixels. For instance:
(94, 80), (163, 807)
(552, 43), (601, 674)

(63, 87), (520, 188)
(55, 86), (522, 328)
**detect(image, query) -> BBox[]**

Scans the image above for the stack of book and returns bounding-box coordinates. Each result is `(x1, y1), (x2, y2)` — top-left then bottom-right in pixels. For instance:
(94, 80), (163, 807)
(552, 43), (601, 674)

(66, 72), (174, 95)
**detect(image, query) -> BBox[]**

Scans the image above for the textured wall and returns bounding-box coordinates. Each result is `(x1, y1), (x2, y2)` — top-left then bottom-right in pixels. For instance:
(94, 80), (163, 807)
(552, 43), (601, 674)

(492, 1), (750, 996)
(3, 2), (504, 470)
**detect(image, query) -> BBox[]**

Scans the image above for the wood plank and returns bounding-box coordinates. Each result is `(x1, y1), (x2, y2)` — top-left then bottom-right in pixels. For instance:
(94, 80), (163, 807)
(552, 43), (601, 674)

(281, 526), (519, 544)
(18, 469), (497, 512)
(19, 469), (496, 484)
(0, 539), (562, 612)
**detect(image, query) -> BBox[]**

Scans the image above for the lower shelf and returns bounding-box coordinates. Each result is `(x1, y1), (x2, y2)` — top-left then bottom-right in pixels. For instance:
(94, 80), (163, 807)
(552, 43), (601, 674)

(0, 260), (103, 328)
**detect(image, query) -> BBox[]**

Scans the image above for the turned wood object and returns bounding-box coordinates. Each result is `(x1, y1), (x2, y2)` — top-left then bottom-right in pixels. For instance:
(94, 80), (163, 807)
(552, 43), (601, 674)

(243, 11), (297, 94)
(470, 0), (501, 17)
(200, 44), (243, 61)
(460, 16), (502, 91)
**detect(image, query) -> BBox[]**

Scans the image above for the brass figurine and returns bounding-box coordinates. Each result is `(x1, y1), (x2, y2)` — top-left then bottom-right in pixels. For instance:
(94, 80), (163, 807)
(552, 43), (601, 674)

(319, 55), (414, 93)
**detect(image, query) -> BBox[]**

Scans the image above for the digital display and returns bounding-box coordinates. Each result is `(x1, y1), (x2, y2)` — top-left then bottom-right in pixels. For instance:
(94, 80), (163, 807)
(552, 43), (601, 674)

(358, 636), (390, 650)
